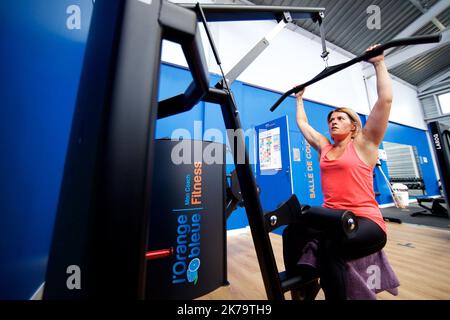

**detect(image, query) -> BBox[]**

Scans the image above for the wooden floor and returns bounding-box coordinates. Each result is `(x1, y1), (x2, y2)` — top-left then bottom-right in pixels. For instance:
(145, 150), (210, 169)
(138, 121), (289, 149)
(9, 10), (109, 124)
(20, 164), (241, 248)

(199, 222), (450, 300)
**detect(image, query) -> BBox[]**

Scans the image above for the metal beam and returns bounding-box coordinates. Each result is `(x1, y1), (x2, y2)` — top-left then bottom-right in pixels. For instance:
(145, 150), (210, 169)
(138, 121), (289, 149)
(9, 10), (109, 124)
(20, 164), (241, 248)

(418, 69), (450, 92)
(178, 3), (325, 22)
(409, 0), (446, 31)
(396, 0), (449, 39)
(409, 0), (445, 31)
(364, 0), (449, 76)
(418, 77), (450, 97)
(224, 19), (288, 85)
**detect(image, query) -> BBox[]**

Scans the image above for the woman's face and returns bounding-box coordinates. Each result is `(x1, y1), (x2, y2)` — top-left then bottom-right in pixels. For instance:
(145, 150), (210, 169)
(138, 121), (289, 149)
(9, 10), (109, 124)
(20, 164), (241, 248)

(328, 112), (356, 140)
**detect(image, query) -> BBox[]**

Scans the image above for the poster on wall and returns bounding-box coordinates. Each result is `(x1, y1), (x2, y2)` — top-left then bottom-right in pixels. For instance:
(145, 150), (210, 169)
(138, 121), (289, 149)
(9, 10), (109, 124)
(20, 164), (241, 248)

(259, 127), (282, 171)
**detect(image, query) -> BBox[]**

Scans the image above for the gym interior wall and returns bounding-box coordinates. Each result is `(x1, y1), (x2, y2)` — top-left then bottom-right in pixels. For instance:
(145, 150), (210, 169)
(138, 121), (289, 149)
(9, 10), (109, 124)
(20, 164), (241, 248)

(0, 0), (93, 299)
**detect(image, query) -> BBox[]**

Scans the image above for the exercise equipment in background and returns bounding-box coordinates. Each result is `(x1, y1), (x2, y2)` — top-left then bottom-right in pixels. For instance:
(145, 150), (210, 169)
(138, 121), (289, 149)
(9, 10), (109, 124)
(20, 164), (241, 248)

(412, 121), (449, 218)
(375, 162), (403, 224)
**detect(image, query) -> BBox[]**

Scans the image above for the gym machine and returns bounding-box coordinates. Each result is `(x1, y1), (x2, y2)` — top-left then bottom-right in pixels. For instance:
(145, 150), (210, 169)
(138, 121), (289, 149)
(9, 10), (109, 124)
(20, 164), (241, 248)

(412, 121), (449, 218)
(43, 0), (334, 300)
(43, 0), (442, 300)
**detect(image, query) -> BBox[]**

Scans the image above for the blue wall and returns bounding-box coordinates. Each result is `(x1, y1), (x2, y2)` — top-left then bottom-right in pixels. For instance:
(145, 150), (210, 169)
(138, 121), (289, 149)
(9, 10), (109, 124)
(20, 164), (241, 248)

(0, 0), (93, 299)
(156, 63), (206, 140)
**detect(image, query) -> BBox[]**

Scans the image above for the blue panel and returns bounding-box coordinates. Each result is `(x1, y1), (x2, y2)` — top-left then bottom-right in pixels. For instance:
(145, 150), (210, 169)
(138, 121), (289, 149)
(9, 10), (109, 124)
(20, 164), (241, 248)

(0, 0), (93, 299)
(255, 116), (292, 212)
(262, 95), (335, 208)
(226, 205), (249, 231)
(156, 63), (205, 140)
(289, 131), (308, 205)
(293, 99), (336, 207)
(373, 144), (394, 204)
(238, 85), (327, 208)
(204, 80), (250, 230)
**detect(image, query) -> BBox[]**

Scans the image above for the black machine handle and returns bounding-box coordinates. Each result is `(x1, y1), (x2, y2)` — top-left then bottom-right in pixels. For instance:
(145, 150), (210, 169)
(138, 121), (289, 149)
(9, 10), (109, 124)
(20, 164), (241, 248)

(269, 33), (442, 112)
(157, 1), (210, 119)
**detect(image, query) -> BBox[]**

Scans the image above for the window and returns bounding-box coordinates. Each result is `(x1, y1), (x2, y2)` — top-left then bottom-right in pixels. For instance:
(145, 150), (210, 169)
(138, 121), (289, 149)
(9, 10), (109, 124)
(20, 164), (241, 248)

(438, 92), (450, 115)
(383, 141), (424, 197)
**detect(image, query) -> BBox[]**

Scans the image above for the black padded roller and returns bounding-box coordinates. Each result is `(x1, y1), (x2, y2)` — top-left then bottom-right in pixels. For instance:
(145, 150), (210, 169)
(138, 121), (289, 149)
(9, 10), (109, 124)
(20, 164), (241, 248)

(300, 206), (358, 236)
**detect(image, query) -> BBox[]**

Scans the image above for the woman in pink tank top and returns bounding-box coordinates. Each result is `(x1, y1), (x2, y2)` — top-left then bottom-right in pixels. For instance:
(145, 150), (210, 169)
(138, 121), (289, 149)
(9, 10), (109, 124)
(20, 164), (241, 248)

(284, 45), (393, 300)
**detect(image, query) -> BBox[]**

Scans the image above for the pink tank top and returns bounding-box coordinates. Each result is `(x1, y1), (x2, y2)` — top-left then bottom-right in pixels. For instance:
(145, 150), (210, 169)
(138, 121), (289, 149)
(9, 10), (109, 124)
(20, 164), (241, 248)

(319, 140), (386, 233)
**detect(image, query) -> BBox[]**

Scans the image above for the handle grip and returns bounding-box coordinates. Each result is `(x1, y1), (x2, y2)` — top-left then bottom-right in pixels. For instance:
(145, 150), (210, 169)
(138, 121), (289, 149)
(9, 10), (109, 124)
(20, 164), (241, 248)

(269, 33), (442, 112)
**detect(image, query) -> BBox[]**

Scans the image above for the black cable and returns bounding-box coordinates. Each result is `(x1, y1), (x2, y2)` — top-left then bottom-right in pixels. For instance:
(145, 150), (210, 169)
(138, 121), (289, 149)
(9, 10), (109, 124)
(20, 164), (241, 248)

(196, 2), (231, 94)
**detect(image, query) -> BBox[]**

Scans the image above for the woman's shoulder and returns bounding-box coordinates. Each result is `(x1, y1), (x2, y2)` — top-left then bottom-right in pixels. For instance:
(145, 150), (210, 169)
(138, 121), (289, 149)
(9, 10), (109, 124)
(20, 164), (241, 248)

(319, 142), (333, 157)
(353, 133), (379, 151)
(321, 142), (333, 150)
(351, 134), (379, 167)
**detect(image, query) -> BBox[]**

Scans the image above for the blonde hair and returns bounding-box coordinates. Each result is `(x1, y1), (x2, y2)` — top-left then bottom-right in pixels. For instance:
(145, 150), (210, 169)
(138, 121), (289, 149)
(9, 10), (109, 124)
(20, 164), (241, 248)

(327, 107), (362, 138)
